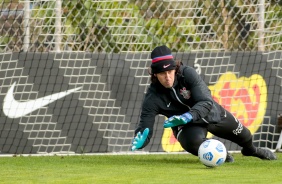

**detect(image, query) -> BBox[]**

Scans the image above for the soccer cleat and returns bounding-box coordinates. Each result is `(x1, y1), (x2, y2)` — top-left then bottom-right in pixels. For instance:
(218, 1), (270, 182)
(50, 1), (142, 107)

(241, 147), (277, 160)
(225, 152), (234, 163)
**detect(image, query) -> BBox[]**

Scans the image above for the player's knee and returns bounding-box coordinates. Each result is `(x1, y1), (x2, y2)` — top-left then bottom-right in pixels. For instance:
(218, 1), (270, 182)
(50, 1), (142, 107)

(178, 134), (205, 156)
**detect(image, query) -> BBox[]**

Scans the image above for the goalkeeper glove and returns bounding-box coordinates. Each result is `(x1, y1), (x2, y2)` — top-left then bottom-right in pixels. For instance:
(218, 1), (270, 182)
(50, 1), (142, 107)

(163, 112), (193, 128)
(131, 128), (149, 151)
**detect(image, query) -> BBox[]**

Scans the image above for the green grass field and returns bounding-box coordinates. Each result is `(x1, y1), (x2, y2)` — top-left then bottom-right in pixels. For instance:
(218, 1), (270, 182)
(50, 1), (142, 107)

(0, 153), (281, 184)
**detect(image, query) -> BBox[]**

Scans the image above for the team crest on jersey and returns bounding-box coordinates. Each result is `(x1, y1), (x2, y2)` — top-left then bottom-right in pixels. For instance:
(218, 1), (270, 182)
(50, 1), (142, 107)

(180, 87), (191, 99)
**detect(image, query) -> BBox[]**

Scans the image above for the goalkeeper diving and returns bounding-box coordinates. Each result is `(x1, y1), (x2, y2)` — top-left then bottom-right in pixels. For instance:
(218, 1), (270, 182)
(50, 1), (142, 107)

(131, 45), (277, 162)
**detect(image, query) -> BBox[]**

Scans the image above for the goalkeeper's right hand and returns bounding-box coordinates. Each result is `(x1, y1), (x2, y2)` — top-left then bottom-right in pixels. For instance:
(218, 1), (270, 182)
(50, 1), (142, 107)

(131, 128), (149, 151)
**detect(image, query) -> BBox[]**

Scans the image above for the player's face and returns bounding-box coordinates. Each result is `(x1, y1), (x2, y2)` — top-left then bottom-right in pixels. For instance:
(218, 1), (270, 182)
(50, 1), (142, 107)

(155, 70), (175, 88)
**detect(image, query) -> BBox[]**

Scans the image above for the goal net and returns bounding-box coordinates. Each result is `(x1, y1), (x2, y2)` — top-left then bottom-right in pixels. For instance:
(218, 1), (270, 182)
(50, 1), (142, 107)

(0, 0), (282, 154)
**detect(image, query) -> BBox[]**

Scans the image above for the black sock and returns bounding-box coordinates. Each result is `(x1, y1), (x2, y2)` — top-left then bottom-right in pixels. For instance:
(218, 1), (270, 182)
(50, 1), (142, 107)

(240, 138), (256, 153)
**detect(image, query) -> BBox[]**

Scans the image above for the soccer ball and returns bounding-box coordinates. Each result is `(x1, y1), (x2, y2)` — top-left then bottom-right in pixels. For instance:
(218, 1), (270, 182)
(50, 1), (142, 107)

(198, 139), (227, 167)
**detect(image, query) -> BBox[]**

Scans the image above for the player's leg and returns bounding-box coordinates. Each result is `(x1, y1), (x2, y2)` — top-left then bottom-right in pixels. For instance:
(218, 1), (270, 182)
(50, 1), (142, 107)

(173, 123), (207, 156)
(207, 109), (277, 160)
(173, 123), (234, 162)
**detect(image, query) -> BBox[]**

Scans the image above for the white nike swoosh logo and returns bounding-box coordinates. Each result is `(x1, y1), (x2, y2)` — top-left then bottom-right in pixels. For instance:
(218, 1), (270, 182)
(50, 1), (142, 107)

(3, 82), (82, 118)
(167, 102), (171, 107)
(163, 64), (171, 68)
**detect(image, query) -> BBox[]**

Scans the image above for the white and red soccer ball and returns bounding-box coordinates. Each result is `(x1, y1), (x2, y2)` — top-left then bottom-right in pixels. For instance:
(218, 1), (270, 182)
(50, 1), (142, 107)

(198, 139), (227, 167)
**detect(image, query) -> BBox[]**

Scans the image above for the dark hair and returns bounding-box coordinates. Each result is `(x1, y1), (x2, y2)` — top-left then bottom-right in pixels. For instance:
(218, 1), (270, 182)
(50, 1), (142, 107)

(148, 60), (183, 84)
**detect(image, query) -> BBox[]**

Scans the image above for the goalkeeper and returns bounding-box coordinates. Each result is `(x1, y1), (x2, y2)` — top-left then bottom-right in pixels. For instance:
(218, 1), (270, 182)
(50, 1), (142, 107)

(131, 45), (277, 161)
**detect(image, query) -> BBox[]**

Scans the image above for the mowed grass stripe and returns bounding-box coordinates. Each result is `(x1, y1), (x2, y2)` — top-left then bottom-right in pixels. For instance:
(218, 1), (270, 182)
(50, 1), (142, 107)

(0, 153), (281, 184)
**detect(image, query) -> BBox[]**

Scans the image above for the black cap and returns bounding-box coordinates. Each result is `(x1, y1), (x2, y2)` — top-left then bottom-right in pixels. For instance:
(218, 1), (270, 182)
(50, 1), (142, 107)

(151, 45), (176, 74)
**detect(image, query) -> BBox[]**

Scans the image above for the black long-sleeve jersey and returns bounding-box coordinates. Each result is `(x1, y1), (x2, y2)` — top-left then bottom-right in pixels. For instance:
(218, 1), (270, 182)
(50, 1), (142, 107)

(134, 65), (225, 148)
